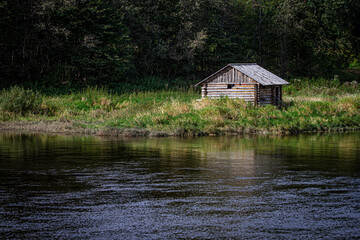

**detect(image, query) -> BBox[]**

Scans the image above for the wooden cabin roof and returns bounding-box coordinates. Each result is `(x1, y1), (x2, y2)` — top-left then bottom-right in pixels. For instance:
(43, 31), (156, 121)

(195, 63), (289, 86)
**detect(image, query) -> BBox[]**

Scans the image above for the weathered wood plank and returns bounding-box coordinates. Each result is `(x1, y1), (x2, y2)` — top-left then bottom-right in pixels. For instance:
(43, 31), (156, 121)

(206, 97), (255, 102)
(207, 88), (255, 90)
(207, 94), (255, 97)
(206, 87), (256, 91)
(208, 85), (255, 88)
(208, 82), (254, 85)
(207, 95), (255, 100)
(207, 90), (255, 93)
(207, 83), (255, 86)
(207, 95), (255, 98)
(208, 92), (255, 95)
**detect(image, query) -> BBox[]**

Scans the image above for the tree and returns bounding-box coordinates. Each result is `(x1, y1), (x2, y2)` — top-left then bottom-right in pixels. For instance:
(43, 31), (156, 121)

(0, 0), (134, 87)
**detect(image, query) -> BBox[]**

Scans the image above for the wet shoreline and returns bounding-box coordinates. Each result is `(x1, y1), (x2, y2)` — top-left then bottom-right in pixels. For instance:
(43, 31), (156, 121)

(1, 120), (360, 137)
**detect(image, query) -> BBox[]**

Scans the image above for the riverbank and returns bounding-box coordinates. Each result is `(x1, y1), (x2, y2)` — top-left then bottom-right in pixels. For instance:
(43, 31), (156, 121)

(1, 120), (359, 137)
(1, 78), (360, 136)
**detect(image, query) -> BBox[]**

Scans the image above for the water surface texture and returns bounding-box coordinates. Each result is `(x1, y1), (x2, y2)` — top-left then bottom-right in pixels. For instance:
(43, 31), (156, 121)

(0, 133), (360, 239)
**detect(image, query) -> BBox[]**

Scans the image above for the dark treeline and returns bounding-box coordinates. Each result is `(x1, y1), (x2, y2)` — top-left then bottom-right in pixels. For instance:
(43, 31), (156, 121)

(1, 0), (360, 88)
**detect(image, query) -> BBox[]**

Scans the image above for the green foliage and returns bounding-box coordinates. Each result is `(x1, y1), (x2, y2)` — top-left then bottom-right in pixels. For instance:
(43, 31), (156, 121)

(0, 0), (134, 87)
(0, 86), (42, 115)
(0, 0), (359, 87)
(349, 59), (360, 69)
(50, 0), (134, 84)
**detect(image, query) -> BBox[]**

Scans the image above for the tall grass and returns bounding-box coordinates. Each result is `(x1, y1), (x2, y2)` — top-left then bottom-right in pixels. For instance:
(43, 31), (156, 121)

(1, 78), (359, 135)
(0, 86), (42, 115)
(283, 77), (360, 96)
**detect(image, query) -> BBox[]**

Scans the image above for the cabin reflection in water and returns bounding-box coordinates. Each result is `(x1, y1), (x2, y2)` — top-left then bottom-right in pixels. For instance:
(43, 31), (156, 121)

(198, 149), (256, 177)
(122, 137), (259, 178)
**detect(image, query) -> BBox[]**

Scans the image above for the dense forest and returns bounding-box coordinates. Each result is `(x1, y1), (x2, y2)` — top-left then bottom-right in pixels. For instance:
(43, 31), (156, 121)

(1, 0), (360, 88)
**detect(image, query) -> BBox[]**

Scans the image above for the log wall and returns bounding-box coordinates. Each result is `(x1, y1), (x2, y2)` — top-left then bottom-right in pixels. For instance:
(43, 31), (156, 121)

(259, 86), (273, 105)
(202, 83), (256, 102)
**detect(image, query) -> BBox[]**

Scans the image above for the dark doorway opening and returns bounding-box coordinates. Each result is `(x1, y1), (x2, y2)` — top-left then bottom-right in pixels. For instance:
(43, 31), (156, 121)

(274, 86), (280, 106)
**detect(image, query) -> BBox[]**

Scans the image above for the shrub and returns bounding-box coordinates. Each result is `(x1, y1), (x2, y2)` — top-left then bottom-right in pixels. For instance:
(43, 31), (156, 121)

(0, 86), (42, 115)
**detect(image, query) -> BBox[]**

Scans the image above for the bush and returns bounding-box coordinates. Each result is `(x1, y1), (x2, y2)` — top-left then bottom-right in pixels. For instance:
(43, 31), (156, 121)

(0, 86), (43, 115)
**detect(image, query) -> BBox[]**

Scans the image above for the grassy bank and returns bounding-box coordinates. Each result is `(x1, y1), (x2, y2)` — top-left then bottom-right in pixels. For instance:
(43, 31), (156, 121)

(1, 78), (360, 136)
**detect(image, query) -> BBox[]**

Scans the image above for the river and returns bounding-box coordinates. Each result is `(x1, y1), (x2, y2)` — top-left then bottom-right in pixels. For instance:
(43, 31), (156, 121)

(0, 132), (359, 239)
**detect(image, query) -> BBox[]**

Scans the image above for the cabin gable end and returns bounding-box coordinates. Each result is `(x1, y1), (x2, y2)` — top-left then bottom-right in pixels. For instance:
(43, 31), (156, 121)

(204, 67), (257, 85)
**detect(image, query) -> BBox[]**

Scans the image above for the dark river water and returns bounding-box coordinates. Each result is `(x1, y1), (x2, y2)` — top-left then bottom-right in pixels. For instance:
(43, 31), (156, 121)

(0, 132), (360, 239)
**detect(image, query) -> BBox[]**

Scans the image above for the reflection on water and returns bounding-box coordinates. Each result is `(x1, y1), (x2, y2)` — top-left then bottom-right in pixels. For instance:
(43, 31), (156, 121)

(0, 132), (360, 239)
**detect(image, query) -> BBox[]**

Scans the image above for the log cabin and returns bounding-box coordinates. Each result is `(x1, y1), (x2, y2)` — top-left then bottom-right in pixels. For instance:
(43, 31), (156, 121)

(195, 63), (289, 106)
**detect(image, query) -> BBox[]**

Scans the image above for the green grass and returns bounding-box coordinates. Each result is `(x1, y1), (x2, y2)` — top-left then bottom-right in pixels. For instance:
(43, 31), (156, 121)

(1, 77), (360, 136)
(349, 59), (360, 69)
